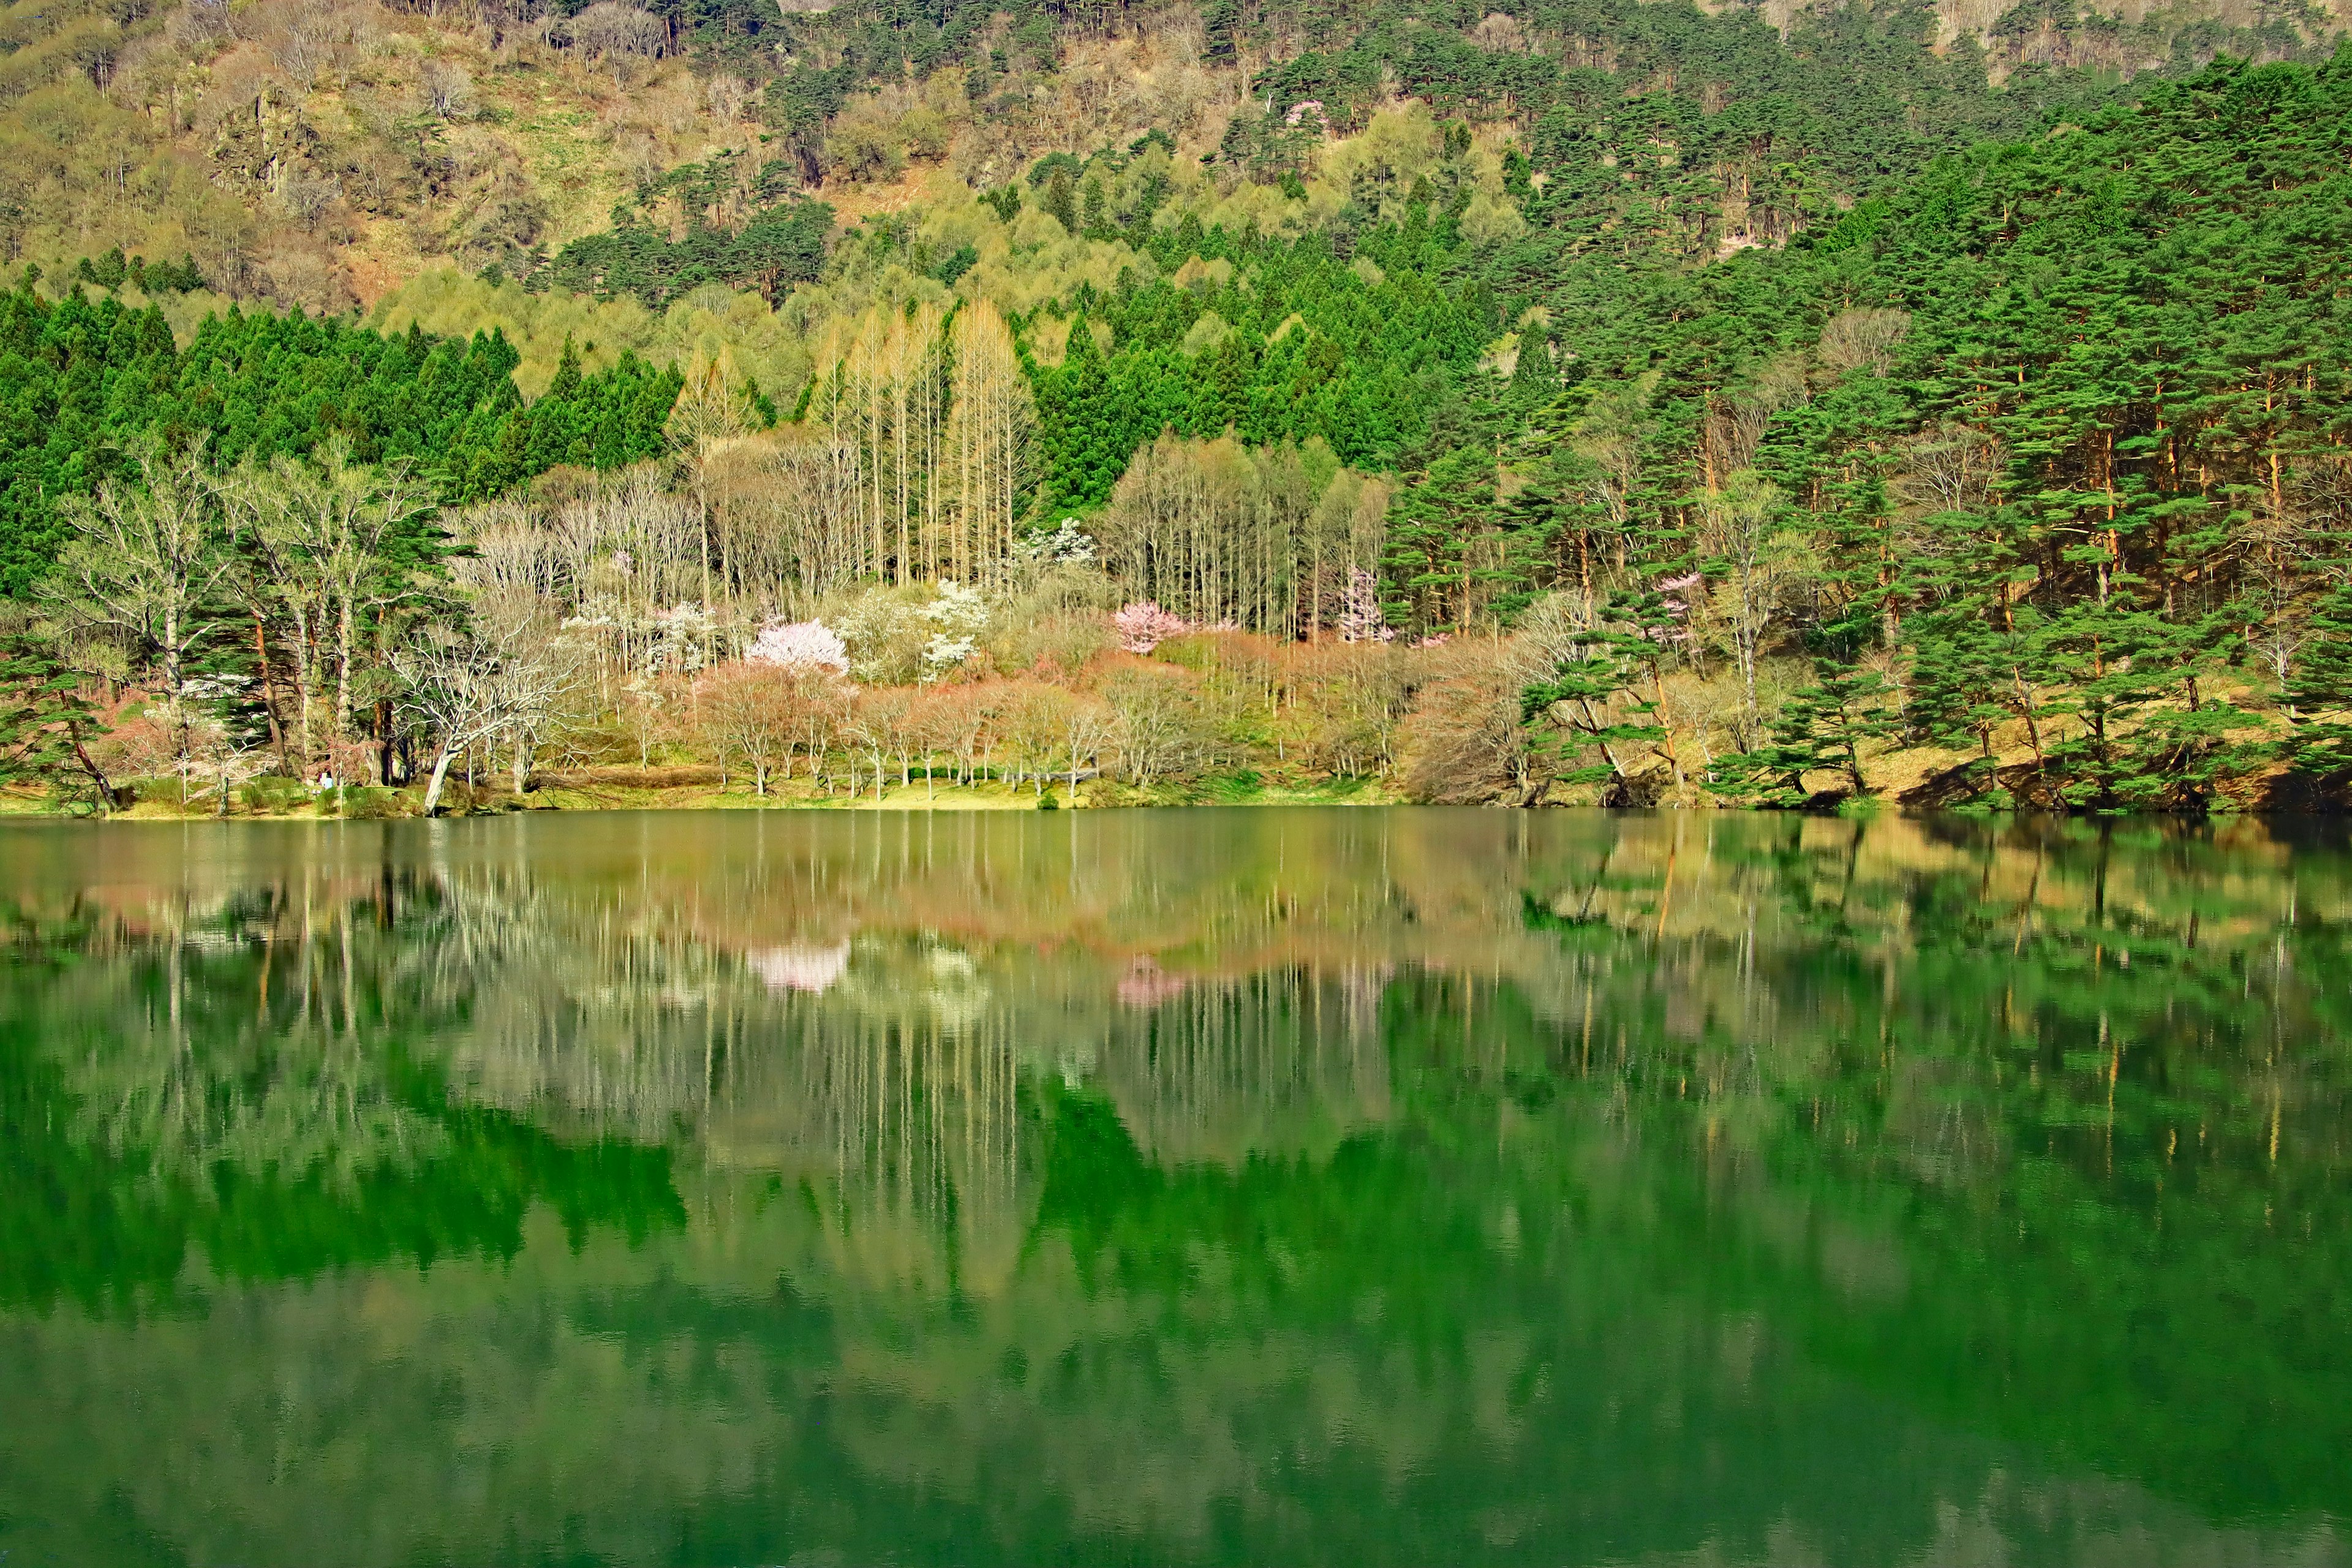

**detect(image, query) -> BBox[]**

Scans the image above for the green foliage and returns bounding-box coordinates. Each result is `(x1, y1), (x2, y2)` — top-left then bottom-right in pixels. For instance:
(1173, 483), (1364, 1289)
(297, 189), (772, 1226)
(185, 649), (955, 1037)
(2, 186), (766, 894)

(0, 282), (682, 597)
(1717, 658), (1892, 807)
(1518, 590), (1694, 791)
(540, 183), (835, 307)
(1521, 638), (1665, 790)
(0, 622), (113, 808)
(70, 250), (205, 294)
(1031, 223), (1496, 510)
(0, 1036), (682, 1315)
(2286, 579), (2352, 780)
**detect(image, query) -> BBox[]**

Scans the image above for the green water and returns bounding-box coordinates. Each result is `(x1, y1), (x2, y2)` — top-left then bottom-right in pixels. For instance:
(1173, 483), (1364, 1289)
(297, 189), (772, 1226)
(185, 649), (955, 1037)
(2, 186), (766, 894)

(1, 809), (2346, 1567)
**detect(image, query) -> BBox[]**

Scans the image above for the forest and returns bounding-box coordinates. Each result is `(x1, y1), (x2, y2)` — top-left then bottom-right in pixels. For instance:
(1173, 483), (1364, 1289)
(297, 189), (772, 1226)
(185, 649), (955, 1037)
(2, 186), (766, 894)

(2, 0), (2350, 815)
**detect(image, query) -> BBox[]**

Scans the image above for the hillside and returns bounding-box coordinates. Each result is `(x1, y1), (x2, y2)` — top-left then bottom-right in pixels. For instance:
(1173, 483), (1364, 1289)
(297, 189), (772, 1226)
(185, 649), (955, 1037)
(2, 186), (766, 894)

(4, 0), (2352, 815)
(3, 0), (2328, 314)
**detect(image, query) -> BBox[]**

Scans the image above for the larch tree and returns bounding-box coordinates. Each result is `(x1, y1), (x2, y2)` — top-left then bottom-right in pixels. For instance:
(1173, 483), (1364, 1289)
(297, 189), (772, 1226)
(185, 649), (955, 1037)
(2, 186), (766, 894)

(944, 300), (1038, 592)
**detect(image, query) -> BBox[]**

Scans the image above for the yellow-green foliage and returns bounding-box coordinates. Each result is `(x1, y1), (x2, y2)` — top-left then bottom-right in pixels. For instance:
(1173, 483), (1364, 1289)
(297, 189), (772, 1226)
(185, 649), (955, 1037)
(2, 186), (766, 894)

(17, 277), (244, 345)
(369, 268), (811, 401)
(21, 83), (1529, 428)
(820, 70), (964, 184)
(904, 104), (1525, 253)
(919, 179), (1150, 318)
(1147, 105), (1525, 238)
(774, 173), (1156, 358)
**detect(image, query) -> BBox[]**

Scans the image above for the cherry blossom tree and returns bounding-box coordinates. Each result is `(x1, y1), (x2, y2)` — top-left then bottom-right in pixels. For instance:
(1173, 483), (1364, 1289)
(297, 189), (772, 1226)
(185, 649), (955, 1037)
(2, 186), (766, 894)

(1112, 601), (1189, 654)
(745, 619), (850, 674)
(1336, 568), (1394, 644)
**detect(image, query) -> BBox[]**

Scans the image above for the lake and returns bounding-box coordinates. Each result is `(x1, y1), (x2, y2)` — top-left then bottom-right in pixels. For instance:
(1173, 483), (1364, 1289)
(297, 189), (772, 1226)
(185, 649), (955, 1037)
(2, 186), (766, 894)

(1, 809), (2346, 1567)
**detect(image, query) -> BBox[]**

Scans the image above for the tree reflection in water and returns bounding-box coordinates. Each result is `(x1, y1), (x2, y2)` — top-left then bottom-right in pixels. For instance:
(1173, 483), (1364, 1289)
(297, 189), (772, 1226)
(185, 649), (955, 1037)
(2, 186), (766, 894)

(1, 810), (2347, 1567)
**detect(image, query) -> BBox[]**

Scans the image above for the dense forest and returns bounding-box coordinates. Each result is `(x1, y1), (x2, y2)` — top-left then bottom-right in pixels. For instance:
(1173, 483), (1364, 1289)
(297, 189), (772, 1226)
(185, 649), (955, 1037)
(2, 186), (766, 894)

(2, 0), (2350, 813)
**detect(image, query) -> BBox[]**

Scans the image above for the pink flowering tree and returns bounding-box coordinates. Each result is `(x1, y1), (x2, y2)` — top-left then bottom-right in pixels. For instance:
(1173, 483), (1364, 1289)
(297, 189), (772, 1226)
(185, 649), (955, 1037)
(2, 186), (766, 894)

(1112, 601), (1190, 654)
(1336, 568), (1395, 644)
(745, 619), (849, 673)
(1649, 572), (1703, 645)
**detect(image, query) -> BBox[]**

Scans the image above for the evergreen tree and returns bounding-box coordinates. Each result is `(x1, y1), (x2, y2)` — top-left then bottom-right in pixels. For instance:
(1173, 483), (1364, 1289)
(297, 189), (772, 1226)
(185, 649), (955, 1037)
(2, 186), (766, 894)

(0, 622), (118, 810)
(2284, 581), (2352, 782)
(1718, 660), (1892, 807)
(1520, 627), (1668, 799)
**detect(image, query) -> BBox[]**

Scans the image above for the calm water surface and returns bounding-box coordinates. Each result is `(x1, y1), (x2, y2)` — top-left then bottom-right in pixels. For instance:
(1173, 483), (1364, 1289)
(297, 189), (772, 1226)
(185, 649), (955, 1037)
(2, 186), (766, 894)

(2, 809), (2347, 1567)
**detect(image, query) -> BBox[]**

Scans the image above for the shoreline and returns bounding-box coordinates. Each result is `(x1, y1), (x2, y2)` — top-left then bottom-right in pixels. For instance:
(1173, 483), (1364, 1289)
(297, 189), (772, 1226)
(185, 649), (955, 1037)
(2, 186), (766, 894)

(7, 784), (2338, 824)
(0, 772), (1404, 821)
(6, 762), (2340, 824)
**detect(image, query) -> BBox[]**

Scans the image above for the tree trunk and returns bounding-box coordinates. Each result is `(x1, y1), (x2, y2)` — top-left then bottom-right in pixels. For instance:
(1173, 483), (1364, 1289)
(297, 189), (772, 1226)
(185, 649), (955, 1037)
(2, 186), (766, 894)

(162, 600), (187, 778)
(1653, 670), (1686, 791)
(254, 613), (290, 772)
(1735, 630), (1760, 739)
(69, 726), (119, 815)
(336, 594), (355, 744)
(423, 744), (459, 816)
(290, 601), (317, 766)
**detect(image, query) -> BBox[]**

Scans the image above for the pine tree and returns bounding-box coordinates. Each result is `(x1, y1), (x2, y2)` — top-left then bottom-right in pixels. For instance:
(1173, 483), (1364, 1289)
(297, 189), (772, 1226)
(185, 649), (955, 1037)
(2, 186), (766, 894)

(2284, 581), (2352, 780)
(0, 625), (119, 810)
(1717, 659), (1891, 807)
(1520, 594), (1686, 797)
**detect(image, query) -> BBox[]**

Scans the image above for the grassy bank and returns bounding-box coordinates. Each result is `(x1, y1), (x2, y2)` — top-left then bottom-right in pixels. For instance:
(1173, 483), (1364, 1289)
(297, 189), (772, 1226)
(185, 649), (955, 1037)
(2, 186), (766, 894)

(1, 770), (1399, 821)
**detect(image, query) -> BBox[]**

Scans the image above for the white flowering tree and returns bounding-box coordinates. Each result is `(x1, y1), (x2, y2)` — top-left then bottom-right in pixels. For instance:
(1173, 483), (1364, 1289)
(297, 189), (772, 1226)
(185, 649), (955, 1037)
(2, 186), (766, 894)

(1020, 518), (1098, 567)
(921, 581), (989, 677)
(745, 619), (850, 674)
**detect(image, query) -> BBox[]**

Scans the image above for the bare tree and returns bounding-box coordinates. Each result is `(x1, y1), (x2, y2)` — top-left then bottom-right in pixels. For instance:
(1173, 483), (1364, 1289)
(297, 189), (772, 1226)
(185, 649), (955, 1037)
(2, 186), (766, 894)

(394, 616), (575, 815)
(944, 301), (1037, 591)
(1098, 432), (1340, 637)
(1104, 666), (1200, 788)
(695, 663), (798, 795)
(51, 439), (238, 771)
(184, 707), (274, 816)
(421, 58), (477, 119)
(565, 1), (665, 80)
(995, 681), (1072, 795)
(1816, 307), (1911, 379)
(1056, 691), (1115, 794)
(224, 439), (435, 758)
(849, 687), (932, 797)
(1698, 470), (1811, 736)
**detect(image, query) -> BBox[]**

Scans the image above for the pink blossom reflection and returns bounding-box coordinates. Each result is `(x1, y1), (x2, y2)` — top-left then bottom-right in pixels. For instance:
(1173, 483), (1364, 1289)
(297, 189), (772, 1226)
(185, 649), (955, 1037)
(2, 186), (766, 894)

(1116, 956), (1191, 1009)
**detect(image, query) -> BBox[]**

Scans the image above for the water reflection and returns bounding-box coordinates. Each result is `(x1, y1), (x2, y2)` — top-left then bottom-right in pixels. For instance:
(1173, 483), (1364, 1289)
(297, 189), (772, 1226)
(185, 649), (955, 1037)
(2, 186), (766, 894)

(1, 810), (2346, 1567)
